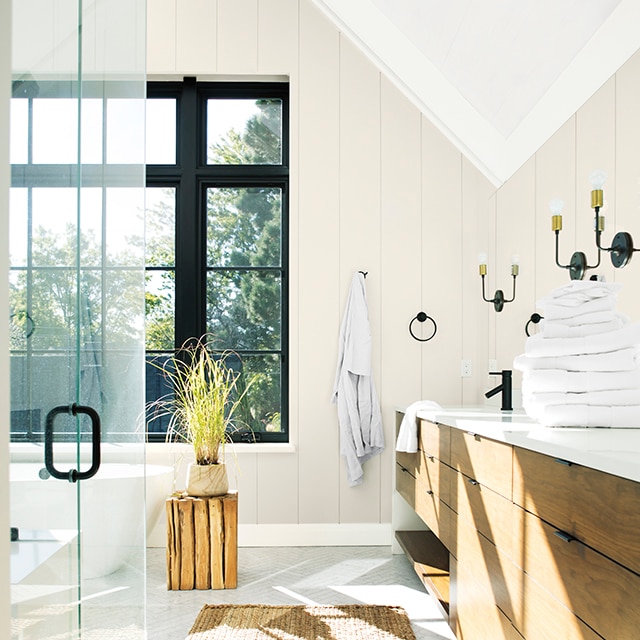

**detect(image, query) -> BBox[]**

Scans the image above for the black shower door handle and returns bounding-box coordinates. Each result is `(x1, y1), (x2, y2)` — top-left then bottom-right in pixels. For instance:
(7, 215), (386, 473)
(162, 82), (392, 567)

(44, 403), (101, 482)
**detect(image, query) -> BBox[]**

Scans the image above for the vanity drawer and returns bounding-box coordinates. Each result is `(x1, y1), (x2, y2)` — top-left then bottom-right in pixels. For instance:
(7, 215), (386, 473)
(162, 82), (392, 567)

(418, 420), (450, 465)
(414, 477), (450, 545)
(456, 515), (522, 627)
(514, 562), (604, 640)
(416, 454), (450, 505)
(513, 446), (640, 575)
(450, 428), (512, 500)
(451, 469), (515, 559)
(454, 538), (524, 640)
(514, 505), (640, 640)
(396, 462), (416, 511)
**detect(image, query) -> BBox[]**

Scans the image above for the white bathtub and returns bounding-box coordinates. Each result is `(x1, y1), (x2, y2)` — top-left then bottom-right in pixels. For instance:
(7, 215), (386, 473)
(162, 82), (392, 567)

(10, 462), (174, 579)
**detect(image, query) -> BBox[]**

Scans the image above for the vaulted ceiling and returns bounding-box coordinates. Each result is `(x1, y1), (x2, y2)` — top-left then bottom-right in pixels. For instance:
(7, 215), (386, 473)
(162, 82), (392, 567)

(312, 0), (640, 186)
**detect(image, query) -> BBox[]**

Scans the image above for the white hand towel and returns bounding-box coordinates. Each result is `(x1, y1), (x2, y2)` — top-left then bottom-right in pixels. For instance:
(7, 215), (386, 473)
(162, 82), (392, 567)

(522, 368), (640, 394)
(525, 323), (640, 357)
(540, 404), (640, 428)
(396, 400), (442, 453)
(514, 348), (640, 373)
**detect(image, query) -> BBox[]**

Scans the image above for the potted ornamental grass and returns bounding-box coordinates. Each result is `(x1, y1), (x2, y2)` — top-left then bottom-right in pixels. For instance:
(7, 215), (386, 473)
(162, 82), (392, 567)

(152, 336), (251, 497)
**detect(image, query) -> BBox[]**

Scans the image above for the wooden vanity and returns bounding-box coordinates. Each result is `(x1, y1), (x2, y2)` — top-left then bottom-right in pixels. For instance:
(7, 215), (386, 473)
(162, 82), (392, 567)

(395, 408), (640, 640)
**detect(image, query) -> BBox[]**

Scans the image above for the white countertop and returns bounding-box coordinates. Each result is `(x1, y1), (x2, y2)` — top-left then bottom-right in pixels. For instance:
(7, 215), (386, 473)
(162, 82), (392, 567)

(411, 405), (640, 484)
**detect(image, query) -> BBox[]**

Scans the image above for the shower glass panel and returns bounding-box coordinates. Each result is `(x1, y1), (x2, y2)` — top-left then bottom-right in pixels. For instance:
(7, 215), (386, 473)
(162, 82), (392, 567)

(9, 1), (147, 638)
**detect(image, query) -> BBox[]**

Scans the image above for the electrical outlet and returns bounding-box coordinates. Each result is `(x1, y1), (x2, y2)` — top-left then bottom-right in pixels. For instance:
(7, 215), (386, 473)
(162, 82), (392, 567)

(461, 359), (472, 378)
(489, 359), (498, 372)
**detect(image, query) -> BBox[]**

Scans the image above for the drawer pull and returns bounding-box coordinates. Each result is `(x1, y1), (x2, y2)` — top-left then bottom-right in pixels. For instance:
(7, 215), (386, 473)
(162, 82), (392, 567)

(428, 455), (435, 462)
(554, 530), (575, 543)
(554, 458), (573, 467)
(400, 465), (409, 473)
(426, 490), (434, 496)
(467, 478), (479, 486)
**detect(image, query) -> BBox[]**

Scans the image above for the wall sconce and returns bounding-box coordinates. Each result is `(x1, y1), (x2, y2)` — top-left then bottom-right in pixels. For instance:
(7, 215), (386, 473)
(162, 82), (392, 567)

(551, 170), (637, 280)
(550, 198), (600, 280)
(479, 253), (519, 312)
(589, 170), (637, 268)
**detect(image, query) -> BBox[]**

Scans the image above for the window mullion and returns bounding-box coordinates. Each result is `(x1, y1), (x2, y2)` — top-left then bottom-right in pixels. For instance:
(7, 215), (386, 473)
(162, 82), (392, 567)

(175, 77), (203, 348)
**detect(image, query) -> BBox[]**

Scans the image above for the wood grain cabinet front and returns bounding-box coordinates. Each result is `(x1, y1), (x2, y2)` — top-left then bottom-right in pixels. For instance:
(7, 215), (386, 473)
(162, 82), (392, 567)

(395, 411), (640, 640)
(450, 428), (512, 500)
(513, 446), (640, 575)
(514, 504), (640, 640)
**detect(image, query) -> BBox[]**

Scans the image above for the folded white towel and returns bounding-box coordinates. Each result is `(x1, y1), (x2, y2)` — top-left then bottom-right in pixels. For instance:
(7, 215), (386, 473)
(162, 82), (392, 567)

(522, 367), (640, 393)
(541, 314), (628, 339)
(540, 295), (617, 320)
(525, 323), (640, 357)
(541, 280), (622, 302)
(514, 348), (640, 373)
(396, 400), (442, 453)
(550, 309), (621, 327)
(540, 404), (640, 428)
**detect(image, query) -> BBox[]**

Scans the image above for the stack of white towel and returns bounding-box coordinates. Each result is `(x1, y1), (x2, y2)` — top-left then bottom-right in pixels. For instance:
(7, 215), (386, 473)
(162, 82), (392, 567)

(514, 280), (640, 427)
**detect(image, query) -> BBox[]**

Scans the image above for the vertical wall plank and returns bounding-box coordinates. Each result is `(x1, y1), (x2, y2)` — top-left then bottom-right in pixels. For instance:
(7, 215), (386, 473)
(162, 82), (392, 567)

(380, 77), (421, 522)
(256, 454), (298, 523)
(494, 158), (535, 391)
(297, 0), (341, 524)
(229, 452), (258, 525)
(258, 0), (298, 74)
(614, 49), (640, 318)
(576, 78), (616, 284)
(534, 117), (576, 299)
(421, 117), (463, 405)
(337, 36), (382, 523)
(461, 159), (494, 406)
(12, 0), (54, 73)
(147, 0), (176, 74)
(217, 0), (258, 74)
(176, 0), (217, 74)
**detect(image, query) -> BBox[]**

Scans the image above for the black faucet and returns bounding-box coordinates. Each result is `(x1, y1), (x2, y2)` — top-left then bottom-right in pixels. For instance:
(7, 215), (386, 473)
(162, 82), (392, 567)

(485, 369), (513, 411)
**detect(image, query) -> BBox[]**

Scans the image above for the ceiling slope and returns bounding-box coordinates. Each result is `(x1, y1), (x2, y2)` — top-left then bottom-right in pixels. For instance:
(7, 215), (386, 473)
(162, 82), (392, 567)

(311, 0), (640, 186)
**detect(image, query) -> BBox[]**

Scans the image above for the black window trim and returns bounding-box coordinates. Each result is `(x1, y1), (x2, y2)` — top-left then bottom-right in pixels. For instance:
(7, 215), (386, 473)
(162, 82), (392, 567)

(146, 77), (289, 444)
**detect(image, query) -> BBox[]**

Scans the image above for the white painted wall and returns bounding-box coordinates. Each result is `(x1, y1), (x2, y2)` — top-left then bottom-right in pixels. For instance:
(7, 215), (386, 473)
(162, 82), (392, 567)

(145, 0), (640, 545)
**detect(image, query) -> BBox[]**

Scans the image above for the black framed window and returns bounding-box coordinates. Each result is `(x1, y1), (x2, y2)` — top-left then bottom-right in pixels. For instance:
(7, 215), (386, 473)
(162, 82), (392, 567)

(145, 78), (289, 443)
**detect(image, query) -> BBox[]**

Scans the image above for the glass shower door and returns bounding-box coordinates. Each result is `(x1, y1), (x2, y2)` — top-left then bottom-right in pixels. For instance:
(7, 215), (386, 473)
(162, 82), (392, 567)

(9, 1), (147, 638)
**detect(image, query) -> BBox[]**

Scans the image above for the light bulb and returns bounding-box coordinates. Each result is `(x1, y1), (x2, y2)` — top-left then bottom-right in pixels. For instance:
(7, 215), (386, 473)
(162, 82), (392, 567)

(511, 254), (520, 266)
(589, 169), (607, 190)
(549, 198), (564, 215)
(478, 252), (488, 266)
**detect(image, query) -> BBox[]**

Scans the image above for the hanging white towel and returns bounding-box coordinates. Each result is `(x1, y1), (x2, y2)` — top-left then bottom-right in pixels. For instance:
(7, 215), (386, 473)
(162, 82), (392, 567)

(331, 272), (384, 487)
(396, 400), (443, 453)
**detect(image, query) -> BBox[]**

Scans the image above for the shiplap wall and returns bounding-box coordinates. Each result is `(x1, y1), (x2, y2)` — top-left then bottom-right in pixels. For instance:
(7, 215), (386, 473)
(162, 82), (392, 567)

(145, 0), (640, 543)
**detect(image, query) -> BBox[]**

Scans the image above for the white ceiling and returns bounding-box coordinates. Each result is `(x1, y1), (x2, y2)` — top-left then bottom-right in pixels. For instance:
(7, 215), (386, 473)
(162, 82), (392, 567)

(312, 0), (640, 186)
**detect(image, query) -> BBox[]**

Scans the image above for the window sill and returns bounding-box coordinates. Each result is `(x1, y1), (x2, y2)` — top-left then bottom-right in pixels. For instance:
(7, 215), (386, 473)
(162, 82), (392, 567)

(145, 442), (296, 455)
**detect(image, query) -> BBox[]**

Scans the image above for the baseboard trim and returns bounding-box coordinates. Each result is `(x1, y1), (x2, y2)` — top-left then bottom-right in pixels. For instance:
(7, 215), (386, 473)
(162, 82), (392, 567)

(237, 523), (393, 547)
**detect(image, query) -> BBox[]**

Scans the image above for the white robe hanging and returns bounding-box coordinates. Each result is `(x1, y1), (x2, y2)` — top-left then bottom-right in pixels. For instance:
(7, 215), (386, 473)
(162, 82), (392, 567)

(331, 272), (384, 486)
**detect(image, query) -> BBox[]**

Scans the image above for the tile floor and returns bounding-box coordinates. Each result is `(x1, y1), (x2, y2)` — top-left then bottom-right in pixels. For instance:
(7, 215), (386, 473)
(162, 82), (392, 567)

(145, 546), (456, 640)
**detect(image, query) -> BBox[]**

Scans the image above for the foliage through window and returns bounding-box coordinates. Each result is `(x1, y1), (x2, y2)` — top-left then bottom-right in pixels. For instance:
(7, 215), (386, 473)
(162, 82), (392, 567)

(145, 79), (289, 443)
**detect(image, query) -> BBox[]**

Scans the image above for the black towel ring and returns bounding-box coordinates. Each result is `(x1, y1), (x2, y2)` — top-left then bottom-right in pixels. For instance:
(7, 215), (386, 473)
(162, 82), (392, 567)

(525, 312), (543, 337)
(409, 311), (437, 342)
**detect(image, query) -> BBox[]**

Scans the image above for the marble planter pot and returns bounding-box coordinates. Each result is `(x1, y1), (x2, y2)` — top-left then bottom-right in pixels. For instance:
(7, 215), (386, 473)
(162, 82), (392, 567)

(186, 462), (229, 497)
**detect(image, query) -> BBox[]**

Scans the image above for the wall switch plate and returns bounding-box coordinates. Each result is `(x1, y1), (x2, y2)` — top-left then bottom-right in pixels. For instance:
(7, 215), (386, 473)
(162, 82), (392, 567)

(461, 359), (472, 377)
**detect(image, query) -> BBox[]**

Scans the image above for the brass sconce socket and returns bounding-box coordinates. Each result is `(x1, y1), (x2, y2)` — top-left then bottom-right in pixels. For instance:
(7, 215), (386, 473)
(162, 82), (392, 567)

(551, 215), (562, 232)
(479, 264), (487, 276)
(591, 189), (604, 209)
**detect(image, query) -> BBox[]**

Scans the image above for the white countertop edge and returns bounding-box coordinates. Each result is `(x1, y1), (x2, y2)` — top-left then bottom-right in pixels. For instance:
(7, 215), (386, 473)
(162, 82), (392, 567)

(403, 405), (640, 483)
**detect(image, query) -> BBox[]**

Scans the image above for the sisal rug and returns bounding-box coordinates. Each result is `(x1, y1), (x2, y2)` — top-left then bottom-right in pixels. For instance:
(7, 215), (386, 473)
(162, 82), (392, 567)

(186, 603), (417, 640)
